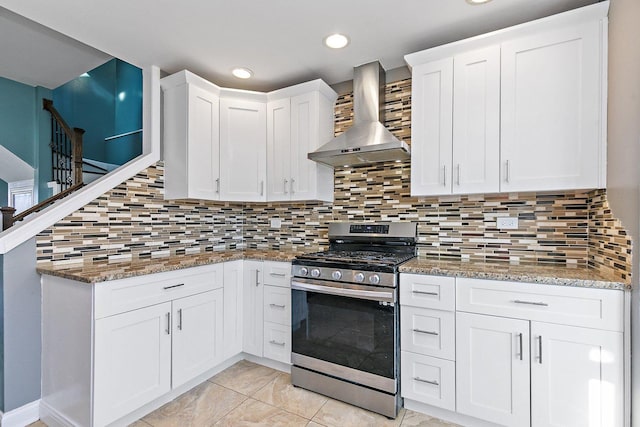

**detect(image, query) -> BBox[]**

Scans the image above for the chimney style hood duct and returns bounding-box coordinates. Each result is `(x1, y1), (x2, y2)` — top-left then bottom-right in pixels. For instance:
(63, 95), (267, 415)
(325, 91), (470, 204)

(308, 61), (410, 167)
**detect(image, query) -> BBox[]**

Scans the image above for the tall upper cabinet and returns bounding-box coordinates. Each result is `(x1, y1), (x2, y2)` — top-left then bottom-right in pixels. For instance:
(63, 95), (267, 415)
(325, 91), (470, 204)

(267, 81), (336, 202)
(406, 2), (609, 196)
(161, 72), (337, 203)
(162, 71), (221, 200)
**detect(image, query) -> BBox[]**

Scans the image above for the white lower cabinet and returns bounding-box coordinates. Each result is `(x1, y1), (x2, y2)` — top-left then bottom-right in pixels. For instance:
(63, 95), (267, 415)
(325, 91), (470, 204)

(263, 322), (292, 364)
(456, 312), (531, 426)
(243, 260), (265, 357)
(530, 322), (623, 427)
(223, 260), (244, 359)
(93, 302), (172, 427)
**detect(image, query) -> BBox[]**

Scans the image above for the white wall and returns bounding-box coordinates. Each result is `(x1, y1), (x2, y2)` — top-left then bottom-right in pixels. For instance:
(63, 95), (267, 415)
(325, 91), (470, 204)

(607, 0), (640, 424)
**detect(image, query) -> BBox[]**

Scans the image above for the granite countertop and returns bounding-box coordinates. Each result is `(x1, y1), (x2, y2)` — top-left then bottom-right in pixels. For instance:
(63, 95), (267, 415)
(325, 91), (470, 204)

(36, 248), (317, 284)
(399, 258), (629, 291)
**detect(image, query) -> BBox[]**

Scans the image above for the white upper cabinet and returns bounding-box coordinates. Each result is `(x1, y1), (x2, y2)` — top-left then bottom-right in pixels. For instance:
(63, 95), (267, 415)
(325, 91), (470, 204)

(161, 71), (221, 200)
(410, 58), (453, 196)
(163, 72), (336, 203)
(219, 94), (267, 202)
(453, 46), (501, 195)
(406, 2), (608, 195)
(267, 81), (336, 202)
(501, 21), (605, 191)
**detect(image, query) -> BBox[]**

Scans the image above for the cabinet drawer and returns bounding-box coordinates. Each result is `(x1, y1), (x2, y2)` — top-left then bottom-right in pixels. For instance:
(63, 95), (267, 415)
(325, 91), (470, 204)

(263, 261), (291, 287)
(400, 274), (455, 310)
(94, 264), (224, 319)
(401, 351), (455, 411)
(264, 285), (291, 326)
(456, 278), (624, 331)
(263, 322), (291, 364)
(401, 306), (455, 360)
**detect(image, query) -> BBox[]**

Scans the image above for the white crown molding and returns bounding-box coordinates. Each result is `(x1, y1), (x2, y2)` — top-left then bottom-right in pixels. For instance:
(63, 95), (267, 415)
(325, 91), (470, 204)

(0, 65), (161, 255)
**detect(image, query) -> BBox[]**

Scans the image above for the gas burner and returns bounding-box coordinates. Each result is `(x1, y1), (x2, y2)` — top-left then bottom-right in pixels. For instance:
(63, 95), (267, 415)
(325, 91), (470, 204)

(297, 250), (415, 266)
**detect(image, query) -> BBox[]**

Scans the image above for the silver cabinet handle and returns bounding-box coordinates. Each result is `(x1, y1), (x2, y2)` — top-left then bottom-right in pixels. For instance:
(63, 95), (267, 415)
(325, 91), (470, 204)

(284, 179), (288, 194)
(456, 164), (461, 186)
(414, 377), (439, 386)
(442, 165), (447, 186)
(290, 178), (295, 194)
(412, 328), (439, 336)
(260, 180), (264, 196)
(512, 300), (549, 307)
(255, 270), (260, 286)
(166, 312), (171, 335)
(163, 283), (185, 290)
(215, 178), (220, 194)
(269, 340), (285, 347)
(178, 308), (183, 331)
(412, 290), (439, 296)
(537, 335), (543, 364)
(505, 160), (510, 183)
(516, 333), (523, 361)
(270, 272), (286, 277)
(269, 303), (286, 309)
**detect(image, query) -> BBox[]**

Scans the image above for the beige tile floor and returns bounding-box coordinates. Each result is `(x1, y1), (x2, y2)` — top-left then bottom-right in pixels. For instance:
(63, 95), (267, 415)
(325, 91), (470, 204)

(29, 360), (459, 427)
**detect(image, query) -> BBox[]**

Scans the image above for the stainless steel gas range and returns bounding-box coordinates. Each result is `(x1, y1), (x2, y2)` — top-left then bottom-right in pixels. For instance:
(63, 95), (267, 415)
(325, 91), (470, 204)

(290, 222), (417, 419)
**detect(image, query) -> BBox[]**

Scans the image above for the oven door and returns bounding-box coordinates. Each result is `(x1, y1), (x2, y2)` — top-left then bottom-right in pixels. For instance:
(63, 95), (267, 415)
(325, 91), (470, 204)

(291, 278), (398, 393)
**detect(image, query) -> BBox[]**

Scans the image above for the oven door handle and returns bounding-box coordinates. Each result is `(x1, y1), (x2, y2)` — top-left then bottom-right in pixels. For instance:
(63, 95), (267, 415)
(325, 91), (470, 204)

(291, 279), (395, 303)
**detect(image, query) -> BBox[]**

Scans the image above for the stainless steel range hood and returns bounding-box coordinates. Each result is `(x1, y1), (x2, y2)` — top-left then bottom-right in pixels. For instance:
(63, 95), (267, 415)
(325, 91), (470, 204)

(308, 61), (410, 167)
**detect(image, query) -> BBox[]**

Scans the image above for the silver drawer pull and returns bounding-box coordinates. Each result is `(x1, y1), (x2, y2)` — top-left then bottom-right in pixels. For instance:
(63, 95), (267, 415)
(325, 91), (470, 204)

(269, 340), (285, 347)
(163, 283), (185, 290)
(414, 377), (439, 386)
(512, 300), (549, 307)
(270, 272), (286, 277)
(412, 290), (439, 296)
(412, 328), (439, 336)
(269, 303), (286, 309)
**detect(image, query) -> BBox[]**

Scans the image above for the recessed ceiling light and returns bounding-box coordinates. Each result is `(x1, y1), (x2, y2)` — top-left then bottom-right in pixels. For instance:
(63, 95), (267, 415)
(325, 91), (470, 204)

(324, 33), (350, 49)
(232, 67), (253, 79)
(466, 0), (492, 4)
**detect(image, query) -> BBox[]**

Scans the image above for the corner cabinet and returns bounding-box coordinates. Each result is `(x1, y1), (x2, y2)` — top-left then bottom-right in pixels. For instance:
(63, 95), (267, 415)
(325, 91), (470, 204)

(161, 71), (221, 200)
(162, 71), (337, 203)
(266, 81), (336, 202)
(219, 93), (267, 202)
(406, 2), (608, 196)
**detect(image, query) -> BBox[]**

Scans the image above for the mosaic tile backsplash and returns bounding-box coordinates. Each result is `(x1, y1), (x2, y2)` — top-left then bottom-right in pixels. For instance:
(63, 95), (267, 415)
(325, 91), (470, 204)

(36, 78), (631, 283)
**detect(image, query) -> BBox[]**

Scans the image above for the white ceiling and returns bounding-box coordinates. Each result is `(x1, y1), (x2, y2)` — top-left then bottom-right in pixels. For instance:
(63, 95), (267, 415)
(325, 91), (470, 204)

(0, 0), (598, 92)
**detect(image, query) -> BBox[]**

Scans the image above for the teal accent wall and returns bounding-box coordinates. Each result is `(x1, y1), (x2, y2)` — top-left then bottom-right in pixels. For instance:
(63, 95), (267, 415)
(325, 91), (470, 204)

(0, 77), (52, 204)
(53, 59), (142, 166)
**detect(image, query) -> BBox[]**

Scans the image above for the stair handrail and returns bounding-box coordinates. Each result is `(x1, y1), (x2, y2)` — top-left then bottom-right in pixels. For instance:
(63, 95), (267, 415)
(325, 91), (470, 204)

(7, 183), (85, 229)
(43, 99), (85, 187)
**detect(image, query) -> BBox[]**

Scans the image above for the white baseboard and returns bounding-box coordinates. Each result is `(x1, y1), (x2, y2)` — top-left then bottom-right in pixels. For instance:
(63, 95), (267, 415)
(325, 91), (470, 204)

(1, 400), (40, 427)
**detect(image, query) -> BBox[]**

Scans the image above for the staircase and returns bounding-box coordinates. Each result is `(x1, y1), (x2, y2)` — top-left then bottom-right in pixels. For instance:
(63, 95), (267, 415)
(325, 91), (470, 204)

(1, 99), (87, 231)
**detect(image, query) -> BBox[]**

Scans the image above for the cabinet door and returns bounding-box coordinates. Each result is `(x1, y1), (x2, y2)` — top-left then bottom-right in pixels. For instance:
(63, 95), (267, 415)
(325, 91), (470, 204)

(172, 289), (224, 388)
(243, 260), (264, 357)
(456, 312), (530, 426)
(452, 46), (500, 195)
(219, 98), (267, 201)
(266, 98), (292, 201)
(223, 260), (244, 359)
(290, 92), (319, 201)
(501, 21), (604, 191)
(163, 81), (220, 201)
(410, 58), (453, 196)
(93, 302), (172, 427)
(531, 322), (623, 427)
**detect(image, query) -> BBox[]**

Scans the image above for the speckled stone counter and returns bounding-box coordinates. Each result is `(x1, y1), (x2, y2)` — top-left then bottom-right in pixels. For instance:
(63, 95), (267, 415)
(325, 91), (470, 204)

(399, 258), (629, 291)
(37, 248), (316, 283)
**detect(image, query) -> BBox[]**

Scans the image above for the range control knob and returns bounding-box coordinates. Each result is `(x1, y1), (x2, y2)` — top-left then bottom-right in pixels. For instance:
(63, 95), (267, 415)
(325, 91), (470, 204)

(310, 268), (321, 278)
(354, 272), (365, 283)
(332, 270), (342, 280)
(369, 274), (381, 285)
(299, 267), (309, 276)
